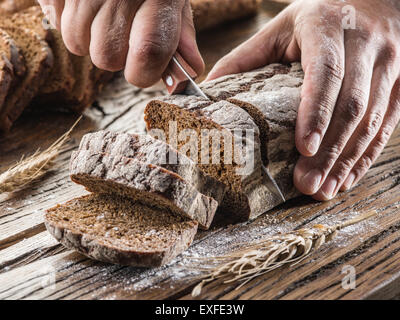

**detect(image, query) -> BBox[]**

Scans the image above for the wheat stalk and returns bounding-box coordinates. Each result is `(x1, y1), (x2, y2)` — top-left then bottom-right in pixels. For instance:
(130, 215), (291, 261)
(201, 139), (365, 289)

(191, 209), (378, 297)
(0, 117), (82, 193)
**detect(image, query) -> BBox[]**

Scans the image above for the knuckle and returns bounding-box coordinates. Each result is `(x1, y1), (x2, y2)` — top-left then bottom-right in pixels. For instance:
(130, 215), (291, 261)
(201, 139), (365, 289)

(357, 154), (374, 172)
(375, 125), (392, 148)
(341, 88), (367, 122)
(320, 144), (342, 168)
(382, 42), (398, 64)
(360, 112), (383, 140)
(134, 39), (170, 66)
(308, 103), (333, 133)
(321, 58), (345, 83)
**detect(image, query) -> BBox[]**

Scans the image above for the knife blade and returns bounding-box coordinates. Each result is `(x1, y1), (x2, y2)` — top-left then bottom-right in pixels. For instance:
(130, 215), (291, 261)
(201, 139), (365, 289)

(162, 52), (286, 203)
(262, 165), (286, 202)
(162, 52), (209, 99)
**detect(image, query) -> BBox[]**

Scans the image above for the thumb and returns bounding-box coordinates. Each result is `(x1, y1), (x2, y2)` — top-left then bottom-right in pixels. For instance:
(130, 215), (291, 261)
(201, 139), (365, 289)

(206, 13), (291, 81)
(178, 0), (205, 77)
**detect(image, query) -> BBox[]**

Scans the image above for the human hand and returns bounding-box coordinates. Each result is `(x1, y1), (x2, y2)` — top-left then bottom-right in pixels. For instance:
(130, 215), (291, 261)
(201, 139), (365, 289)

(207, 0), (400, 200)
(37, 0), (205, 87)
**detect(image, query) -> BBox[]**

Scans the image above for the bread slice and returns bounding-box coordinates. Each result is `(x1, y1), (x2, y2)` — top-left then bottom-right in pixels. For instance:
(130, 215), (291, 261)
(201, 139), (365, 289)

(10, 6), (76, 99)
(0, 28), (25, 78)
(70, 151), (218, 229)
(45, 193), (198, 267)
(0, 26), (53, 132)
(200, 63), (303, 199)
(191, 0), (262, 31)
(77, 130), (226, 205)
(0, 49), (13, 113)
(145, 97), (282, 222)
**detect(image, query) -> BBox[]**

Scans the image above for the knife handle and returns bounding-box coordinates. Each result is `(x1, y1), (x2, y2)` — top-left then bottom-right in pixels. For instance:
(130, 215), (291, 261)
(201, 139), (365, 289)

(162, 52), (197, 94)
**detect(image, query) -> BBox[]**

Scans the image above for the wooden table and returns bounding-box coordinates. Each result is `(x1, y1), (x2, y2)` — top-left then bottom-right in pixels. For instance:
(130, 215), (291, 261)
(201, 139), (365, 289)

(1, 1), (400, 300)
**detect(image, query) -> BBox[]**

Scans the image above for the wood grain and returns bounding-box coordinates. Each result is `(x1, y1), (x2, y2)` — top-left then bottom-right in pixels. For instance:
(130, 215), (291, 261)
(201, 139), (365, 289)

(0, 2), (399, 300)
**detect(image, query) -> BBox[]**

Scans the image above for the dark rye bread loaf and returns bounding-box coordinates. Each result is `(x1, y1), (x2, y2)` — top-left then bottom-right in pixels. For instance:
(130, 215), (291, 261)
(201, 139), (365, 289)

(77, 130), (226, 205)
(10, 6), (76, 99)
(0, 28), (25, 78)
(0, 47), (13, 113)
(200, 63), (303, 199)
(145, 97), (282, 222)
(191, 0), (261, 31)
(0, 26), (53, 132)
(45, 193), (198, 267)
(70, 151), (218, 229)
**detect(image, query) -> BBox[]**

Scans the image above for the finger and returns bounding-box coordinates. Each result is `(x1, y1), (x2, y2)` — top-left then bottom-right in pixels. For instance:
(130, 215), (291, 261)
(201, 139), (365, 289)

(90, 0), (140, 71)
(314, 62), (397, 200)
(38, 0), (65, 30)
(124, 0), (186, 87)
(294, 19), (345, 157)
(205, 10), (292, 81)
(294, 34), (374, 196)
(342, 79), (400, 190)
(61, 0), (102, 56)
(177, 0), (204, 76)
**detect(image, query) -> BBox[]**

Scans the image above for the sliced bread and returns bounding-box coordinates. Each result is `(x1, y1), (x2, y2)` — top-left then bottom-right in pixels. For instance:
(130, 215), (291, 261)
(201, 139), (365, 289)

(200, 63), (303, 199)
(0, 51), (13, 114)
(0, 28), (26, 78)
(70, 151), (218, 229)
(145, 97), (282, 222)
(11, 6), (76, 99)
(0, 26), (53, 132)
(45, 193), (198, 267)
(77, 130), (226, 204)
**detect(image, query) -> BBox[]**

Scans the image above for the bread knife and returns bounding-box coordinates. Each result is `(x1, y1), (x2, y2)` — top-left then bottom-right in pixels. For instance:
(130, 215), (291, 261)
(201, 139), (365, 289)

(162, 52), (209, 99)
(162, 53), (286, 203)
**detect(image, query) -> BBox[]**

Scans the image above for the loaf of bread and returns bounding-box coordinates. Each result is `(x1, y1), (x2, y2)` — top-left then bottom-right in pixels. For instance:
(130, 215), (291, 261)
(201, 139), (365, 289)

(145, 97), (284, 222)
(200, 63), (303, 199)
(191, 0), (262, 31)
(70, 150), (219, 229)
(0, 28), (25, 78)
(45, 193), (198, 267)
(0, 5), (113, 132)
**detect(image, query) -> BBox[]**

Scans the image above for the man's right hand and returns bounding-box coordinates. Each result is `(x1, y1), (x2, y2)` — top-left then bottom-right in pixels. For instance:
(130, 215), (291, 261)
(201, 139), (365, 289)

(38, 0), (205, 88)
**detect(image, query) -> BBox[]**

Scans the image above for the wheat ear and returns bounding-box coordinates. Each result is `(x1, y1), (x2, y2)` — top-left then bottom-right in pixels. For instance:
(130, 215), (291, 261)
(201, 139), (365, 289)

(0, 117), (82, 193)
(192, 210), (378, 297)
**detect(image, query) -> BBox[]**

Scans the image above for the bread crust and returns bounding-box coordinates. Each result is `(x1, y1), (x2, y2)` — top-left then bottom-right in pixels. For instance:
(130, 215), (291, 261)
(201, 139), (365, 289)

(45, 194), (198, 267)
(0, 27), (53, 132)
(77, 130), (226, 205)
(70, 151), (218, 229)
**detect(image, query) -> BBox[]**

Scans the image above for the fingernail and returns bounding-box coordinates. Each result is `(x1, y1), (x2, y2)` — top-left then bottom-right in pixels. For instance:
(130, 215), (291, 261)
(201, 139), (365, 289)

(342, 172), (356, 190)
(300, 169), (323, 194)
(321, 177), (338, 200)
(305, 132), (321, 155)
